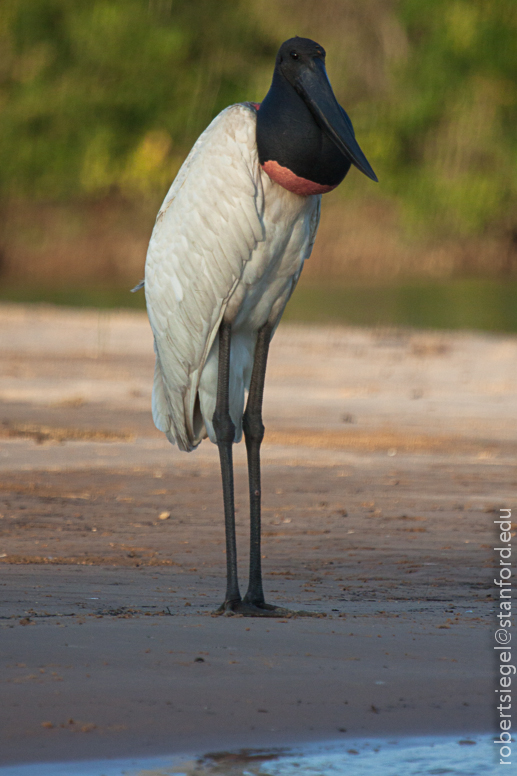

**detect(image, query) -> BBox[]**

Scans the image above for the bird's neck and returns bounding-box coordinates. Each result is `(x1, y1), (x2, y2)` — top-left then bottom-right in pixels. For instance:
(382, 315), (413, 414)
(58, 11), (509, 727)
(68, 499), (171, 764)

(255, 70), (350, 195)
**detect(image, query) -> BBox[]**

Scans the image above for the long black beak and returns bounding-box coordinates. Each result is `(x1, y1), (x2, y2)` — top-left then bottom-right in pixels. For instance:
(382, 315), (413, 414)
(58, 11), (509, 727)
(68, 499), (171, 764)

(294, 59), (378, 182)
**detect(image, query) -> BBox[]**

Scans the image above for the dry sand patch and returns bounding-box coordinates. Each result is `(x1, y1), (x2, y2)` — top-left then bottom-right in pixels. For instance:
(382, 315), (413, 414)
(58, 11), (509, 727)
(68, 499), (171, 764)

(0, 304), (515, 765)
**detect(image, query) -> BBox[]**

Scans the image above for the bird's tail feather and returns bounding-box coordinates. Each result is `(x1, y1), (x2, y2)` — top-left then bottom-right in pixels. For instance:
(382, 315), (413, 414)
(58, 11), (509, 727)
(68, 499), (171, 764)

(152, 352), (197, 452)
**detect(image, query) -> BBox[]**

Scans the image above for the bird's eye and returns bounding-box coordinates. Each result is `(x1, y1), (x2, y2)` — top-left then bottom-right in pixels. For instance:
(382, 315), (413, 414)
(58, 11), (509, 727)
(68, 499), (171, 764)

(290, 51), (299, 60)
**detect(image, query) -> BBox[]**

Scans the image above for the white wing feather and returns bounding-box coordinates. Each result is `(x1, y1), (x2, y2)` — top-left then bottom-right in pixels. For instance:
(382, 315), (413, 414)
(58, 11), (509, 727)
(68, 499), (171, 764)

(145, 104), (265, 452)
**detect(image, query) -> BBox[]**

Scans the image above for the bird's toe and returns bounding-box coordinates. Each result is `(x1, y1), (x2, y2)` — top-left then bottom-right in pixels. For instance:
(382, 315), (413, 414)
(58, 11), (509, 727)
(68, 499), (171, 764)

(213, 599), (321, 618)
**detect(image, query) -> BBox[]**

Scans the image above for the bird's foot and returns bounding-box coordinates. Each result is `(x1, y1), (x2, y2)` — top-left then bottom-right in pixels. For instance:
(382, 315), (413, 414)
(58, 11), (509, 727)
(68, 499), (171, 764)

(213, 599), (320, 618)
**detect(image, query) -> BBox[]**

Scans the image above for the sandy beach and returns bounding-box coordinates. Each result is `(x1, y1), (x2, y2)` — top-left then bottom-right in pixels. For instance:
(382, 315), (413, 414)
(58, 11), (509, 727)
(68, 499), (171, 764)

(0, 303), (515, 767)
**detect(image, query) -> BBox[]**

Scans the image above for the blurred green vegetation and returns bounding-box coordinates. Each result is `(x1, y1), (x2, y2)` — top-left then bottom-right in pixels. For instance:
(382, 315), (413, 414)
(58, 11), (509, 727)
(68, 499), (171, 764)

(378, 0), (517, 236)
(0, 0), (275, 200)
(0, 0), (515, 238)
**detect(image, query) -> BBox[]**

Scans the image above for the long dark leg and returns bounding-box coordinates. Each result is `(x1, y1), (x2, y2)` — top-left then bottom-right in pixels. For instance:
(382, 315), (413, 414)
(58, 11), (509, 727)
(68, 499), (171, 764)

(212, 320), (241, 609)
(242, 323), (272, 605)
(239, 324), (318, 617)
(213, 321), (316, 618)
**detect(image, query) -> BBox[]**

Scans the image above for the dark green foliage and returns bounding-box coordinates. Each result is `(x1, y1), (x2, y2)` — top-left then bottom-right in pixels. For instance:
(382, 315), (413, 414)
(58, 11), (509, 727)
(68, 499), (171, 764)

(0, 0), (515, 237)
(0, 0), (274, 198)
(368, 0), (517, 235)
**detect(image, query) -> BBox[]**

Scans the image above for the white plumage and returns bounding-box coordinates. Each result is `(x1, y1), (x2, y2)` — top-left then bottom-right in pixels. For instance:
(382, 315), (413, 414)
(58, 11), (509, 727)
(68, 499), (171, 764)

(145, 102), (321, 452)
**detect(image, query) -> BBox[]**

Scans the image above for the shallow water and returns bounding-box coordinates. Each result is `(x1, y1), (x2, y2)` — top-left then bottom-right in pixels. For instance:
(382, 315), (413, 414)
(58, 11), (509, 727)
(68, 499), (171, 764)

(0, 736), (501, 776)
(284, 280), (517, 332)
(2, 279), (517, 332)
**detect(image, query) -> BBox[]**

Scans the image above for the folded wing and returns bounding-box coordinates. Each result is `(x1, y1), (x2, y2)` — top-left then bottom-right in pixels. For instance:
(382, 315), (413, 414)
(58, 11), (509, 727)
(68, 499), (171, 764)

(145, 104), (265, 451)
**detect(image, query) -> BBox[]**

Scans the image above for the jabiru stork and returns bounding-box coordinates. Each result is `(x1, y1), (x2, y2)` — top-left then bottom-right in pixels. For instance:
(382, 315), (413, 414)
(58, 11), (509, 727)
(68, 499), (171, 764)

(144, 37), (377, 615)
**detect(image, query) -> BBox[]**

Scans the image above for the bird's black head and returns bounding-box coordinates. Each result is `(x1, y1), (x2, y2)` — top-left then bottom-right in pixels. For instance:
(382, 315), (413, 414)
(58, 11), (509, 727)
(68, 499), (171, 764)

(256, 36), (377, 195)
(276, 37), (327, 88)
